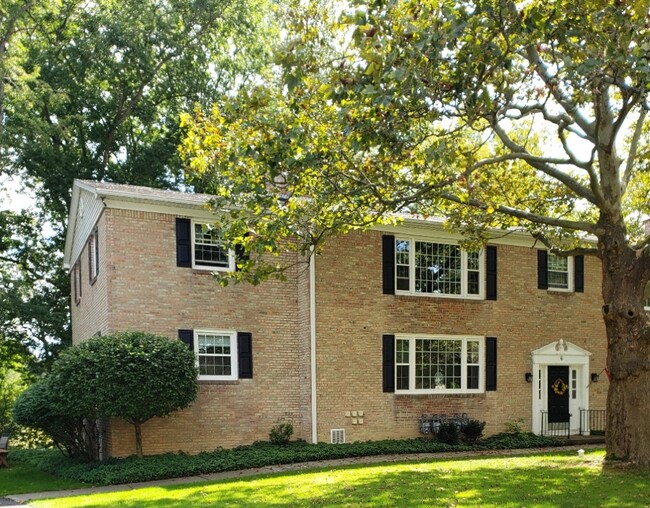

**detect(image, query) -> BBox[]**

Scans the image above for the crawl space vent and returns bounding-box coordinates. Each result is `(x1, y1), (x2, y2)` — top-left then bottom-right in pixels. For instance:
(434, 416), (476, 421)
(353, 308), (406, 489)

(330, 428), (345, 444)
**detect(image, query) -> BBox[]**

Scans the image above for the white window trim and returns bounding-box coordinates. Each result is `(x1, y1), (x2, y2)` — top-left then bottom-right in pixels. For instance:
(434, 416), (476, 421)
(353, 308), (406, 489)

(88, 229), (99, 283)
(194, 329), (238, 381)
(395, 334), (485, 395)
(395, 236), (485, 299)
(191, 220), (235, 272)
(547, 253), (574, 292)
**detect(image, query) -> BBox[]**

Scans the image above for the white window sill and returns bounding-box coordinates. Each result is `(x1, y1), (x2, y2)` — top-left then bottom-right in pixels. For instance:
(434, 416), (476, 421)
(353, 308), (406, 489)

(395, 291), (484, 300)
(395, 389), (484, 396)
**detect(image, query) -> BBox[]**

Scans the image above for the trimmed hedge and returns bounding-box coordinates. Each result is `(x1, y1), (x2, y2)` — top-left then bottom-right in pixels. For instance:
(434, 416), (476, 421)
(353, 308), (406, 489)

(9, 433), (563, 486)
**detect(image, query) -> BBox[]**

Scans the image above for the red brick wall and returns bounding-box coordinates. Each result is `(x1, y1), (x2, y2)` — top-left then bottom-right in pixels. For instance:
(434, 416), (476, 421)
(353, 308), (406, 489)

(312, 230), (607, 442)
(71, 212), (109, 344)
(98, 208), (310, 456)
(71, 207), (608, 456)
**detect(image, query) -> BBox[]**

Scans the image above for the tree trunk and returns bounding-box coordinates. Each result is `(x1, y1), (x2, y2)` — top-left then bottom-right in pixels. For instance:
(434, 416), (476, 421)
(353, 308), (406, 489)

(600, 223), (650, 465)
(134, 421), (143, 458)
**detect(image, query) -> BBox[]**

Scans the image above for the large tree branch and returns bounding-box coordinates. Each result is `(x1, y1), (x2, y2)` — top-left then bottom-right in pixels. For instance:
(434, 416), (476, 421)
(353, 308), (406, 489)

(491, 121), (598, 203)
(622, 109), (647, 193)
(525, 45), (596, 141)
(531, 232), (599, 257)
(439, 191), (602, 235)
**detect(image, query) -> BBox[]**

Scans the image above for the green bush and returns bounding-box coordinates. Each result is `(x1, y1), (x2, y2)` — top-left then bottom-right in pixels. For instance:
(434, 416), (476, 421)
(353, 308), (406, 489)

(460, 419), (486, 444)
(7, 432), (566, 486)
(12, 379), (94, 460)
(436, 422), (460, 445)
(269, 423), (294, 445)
(43, 331), (199, 458)
(479, 432), (562, 449)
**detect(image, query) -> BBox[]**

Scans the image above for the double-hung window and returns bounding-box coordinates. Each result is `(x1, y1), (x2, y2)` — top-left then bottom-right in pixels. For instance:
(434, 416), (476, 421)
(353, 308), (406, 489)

(547, 253), (572, 291)
(194, 330), (238, 381)
(73, 260), (82, 304)
(88, 228), (99, 284)
(395, 335), (484, 394)
(395, 238), (483, 298)
(192, 222), (235, 271)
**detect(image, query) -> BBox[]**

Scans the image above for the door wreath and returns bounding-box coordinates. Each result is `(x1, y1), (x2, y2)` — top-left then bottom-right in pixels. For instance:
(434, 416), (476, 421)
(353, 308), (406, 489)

(552, 378), (568, 396)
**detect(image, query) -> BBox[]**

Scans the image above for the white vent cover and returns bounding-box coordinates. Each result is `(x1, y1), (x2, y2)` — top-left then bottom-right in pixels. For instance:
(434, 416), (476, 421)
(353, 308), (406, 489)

(330, 428), (345, 444)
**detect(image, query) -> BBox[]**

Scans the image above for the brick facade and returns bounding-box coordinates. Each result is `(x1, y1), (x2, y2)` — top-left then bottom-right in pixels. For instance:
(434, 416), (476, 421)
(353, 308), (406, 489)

(67, 182), (608, 457)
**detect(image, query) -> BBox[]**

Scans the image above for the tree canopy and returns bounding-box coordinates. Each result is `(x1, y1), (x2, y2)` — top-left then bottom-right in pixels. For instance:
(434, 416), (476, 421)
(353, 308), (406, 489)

(181, 0), (650, 463)
(0, 0), (278, 369)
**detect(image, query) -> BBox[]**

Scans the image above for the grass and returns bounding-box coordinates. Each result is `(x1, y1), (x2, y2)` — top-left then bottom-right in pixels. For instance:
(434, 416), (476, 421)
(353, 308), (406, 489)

(0, 462), (87, 496)
(26, 449), (650, 508)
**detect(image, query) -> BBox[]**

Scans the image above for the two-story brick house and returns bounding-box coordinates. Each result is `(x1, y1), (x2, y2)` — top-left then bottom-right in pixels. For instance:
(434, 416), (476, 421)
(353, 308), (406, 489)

(64, 179), (608, 457)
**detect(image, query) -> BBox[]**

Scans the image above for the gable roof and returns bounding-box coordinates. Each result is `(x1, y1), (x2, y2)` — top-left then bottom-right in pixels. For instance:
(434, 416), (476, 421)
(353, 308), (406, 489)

(63, 180), (214, 269)
(64, 179), (567, 269)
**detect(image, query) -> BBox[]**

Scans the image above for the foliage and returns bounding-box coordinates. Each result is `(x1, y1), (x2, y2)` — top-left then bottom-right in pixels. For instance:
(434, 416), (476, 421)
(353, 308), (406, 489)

(504, 418), (526, 435)
(269, 422), (294, 445)
(12, 379), (92, 460)
(0, 0), (278, 374)
(460, 420), (486, 445)
(8, 433), (566, 486)
(436, 422), (460, 446)
(181, 0), (650, 463)
(479, 432), (562, 450)
(48, 331), (199, 457)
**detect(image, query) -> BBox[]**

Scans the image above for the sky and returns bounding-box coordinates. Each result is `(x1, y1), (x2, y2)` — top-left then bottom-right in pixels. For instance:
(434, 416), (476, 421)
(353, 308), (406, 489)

(1, 175), (35, 213)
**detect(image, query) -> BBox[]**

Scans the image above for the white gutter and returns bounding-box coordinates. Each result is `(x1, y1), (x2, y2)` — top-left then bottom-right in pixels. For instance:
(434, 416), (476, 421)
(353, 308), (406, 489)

(309, 247), (318, 443)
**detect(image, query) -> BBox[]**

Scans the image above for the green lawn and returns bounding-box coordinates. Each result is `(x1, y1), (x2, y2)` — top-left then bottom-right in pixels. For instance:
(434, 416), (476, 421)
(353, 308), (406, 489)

(27, 450), (650, 508)
(0, 462), (87, 496)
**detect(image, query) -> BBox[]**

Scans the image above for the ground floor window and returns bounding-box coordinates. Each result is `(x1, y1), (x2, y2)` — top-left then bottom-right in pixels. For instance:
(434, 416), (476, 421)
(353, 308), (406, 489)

(194, 330), (238, 380)
(395, 335), (484, 394)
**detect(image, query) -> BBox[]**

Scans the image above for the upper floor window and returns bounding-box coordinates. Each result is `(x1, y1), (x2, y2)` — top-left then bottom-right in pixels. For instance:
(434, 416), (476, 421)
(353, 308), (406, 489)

(88, 228), (99, 284)
(395, 238), (483, 298)
(73, 260), (82, 304)
(547, 253), (572, 291)
(192, 222), (235, 271)
(395, 335), (484, 394)
(195, 330), (238, 381)
(537, 251), (584, 293)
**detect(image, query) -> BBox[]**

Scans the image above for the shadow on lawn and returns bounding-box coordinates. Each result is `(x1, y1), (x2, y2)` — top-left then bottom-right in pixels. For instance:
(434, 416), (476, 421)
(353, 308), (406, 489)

(54, 455), (650, 508)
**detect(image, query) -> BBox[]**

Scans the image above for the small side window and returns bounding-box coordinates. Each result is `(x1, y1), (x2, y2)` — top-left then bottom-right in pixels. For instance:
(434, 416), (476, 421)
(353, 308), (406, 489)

(73, 260), (82, 304)
(88, 228), (99, 284)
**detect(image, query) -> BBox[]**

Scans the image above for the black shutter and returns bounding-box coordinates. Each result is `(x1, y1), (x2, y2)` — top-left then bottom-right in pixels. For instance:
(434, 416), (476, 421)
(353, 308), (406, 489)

(382, 334), (395, 393)
(486, 245), (497, 300)
(486, 337), (497, 391)
(178, 329), (194, 351)
(234, 234), (250, 272)
(382, 235), (395, 295)
(176, 218), (192, 268)
(237, 332), (253, 379)
(537, 250), (548, 290)
(574, 255), (584, 293)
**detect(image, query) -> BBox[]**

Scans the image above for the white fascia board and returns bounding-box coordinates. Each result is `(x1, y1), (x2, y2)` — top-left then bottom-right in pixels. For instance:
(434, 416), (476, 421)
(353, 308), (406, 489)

(63, 184), (81, 270)
(373, 216), (597, 249)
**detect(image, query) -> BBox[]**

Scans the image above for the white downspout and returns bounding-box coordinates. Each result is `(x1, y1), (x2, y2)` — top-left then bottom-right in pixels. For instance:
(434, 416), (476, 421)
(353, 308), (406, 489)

(310, 247), (318, 443)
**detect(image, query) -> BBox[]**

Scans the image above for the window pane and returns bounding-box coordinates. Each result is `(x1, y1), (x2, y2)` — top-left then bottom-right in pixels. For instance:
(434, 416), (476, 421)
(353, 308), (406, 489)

(197, 334), (232, 377)
(397, 365), (409, 390)
(645, 281), (650, 308)
(395, 239), (410, 291)
(548, 254), (569, 289)
(194, 224), (229, 267)
(467, 365), (479, 389)
(396, 339), (409, 364)
(414, 242), (461, 295)
(415, 338), (463, 389)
